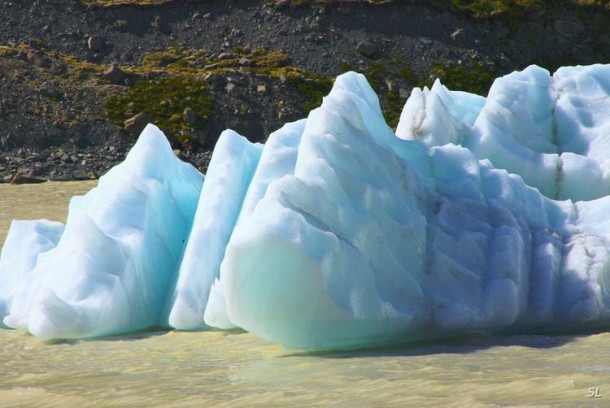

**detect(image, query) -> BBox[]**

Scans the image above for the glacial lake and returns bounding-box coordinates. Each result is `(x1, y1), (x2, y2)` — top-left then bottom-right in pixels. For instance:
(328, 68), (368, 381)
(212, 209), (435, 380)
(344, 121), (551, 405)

(0, 181), (609, 407)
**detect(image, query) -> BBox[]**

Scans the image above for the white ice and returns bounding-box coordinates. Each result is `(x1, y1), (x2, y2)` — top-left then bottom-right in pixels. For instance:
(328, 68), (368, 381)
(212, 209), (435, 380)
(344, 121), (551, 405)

(165, 129), (262, 330)
(2, 125), (203, 339)
(398, 64), (610, 202)
(218, 70), (610, 349)
(2, 65), (610, 350)
(203, 118), (305, 329)
(0, 220), (64, 326)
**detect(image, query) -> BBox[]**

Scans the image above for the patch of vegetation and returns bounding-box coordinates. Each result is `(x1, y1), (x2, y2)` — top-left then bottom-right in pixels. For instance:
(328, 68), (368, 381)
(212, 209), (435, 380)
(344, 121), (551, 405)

(105, 77), (213, 147)
(424, 61), (495, 96)
(282, 0), (392, 5)
(383, 91), (404, 130)
(83, 0), (610, 14)
(0, 46), (18, 57)
(103, 46), (333, 144)
(287, 72), (333, 112)
(434, 0), (609, 19)
(223, 48), (334, 114)
(258, 0), (610, 15)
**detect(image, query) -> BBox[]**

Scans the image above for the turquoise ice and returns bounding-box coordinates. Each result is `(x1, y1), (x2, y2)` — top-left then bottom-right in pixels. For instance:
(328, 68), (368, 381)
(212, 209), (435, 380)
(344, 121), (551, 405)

(3, 65), (610, 350)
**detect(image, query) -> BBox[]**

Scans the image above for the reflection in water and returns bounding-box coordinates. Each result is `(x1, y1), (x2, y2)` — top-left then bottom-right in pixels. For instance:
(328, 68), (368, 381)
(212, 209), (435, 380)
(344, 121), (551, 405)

(1, 181), (609, 407)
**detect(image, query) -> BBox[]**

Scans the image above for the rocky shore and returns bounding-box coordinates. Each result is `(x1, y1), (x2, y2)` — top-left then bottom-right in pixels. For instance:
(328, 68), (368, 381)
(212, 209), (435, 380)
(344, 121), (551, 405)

(1, 0), (609, 183)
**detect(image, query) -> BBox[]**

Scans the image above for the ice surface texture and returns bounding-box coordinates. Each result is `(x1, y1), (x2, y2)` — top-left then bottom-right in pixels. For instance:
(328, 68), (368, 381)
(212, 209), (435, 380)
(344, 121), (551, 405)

(2, 65), (610, 350)
(165, 129), (262, 330)
(2, 126), (203, 339)
(0, 220), (64, 326)
(397, 65), (610, 201)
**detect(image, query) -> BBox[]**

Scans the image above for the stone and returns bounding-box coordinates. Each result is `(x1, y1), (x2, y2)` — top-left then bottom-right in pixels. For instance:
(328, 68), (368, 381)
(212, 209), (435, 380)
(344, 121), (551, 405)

(87, 35), (105, 52)
(554, 18), (585, 38)
(357, 41), (377, 58)
(385, 80), (394, 93)
(103, 65), (125, 84)
(226, 83), (236, 95)
(496, 25), (509, 39)
(152, 16), (169, 34)
(257, 85), (267, 94)
(450, 28), (464, 41)
(40, 82), (63, 100)
(218, 52), (237, 60)
(124, 112), (153, 136)
(11, 168), (46, 184)
(238, 57), (252, 66)
(183, 108), (197, 125)
(274, 0), (291, 10)
(115, 20), (129, 30)
(26, 51), (50, 68)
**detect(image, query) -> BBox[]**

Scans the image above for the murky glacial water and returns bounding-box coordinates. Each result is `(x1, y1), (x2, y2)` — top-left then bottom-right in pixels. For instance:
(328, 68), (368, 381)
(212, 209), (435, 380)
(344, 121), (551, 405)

(0, 181), (609, 407)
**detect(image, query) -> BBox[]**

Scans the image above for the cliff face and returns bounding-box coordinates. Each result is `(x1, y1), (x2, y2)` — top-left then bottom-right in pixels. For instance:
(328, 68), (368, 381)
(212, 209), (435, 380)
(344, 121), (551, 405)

(0, 0), (609, 182)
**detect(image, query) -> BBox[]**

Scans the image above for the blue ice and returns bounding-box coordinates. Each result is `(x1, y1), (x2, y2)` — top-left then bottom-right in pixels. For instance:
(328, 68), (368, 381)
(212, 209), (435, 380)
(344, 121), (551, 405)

(3, 65), (610, 350)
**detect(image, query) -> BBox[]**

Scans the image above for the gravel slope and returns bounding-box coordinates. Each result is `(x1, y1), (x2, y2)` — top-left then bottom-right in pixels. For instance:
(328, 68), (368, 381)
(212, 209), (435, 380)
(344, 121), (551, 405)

(0, 0), (608, 182)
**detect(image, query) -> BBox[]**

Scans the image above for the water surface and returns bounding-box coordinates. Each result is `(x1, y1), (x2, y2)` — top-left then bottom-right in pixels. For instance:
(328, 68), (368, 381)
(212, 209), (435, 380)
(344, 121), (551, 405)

(0, 181), (609, 407)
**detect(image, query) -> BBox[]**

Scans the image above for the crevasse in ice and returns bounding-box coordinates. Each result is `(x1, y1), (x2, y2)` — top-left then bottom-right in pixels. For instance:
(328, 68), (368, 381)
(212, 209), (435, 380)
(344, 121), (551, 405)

(2, 65), (610, 350)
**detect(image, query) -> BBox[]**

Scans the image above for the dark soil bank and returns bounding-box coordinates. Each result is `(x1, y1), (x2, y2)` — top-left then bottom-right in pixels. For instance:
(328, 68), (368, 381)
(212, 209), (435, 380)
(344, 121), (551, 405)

(1, 0), (609, 183)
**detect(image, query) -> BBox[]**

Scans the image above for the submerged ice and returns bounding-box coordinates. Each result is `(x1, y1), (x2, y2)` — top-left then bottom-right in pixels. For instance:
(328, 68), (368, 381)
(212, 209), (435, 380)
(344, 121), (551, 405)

(3, 64), (610, 350)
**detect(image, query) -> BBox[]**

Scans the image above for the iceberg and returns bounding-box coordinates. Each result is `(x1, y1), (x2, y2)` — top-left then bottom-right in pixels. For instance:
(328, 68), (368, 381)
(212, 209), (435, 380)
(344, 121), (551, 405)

(2, 125), (203, 340)
(397, 65), (610, 202)
(203, 118), (305, 329)
(165, 129), (262, 330)
(2, 64), (610, 350)
(217, 71), (610, 350)
(0, 220), (64, 325)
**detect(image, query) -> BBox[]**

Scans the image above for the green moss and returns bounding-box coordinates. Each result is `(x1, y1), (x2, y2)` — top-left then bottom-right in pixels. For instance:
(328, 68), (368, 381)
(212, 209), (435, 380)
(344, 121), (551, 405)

(433, 0), (546, 18)
(340, 61), (355, 73)
(383, 91), (404, 130)
(141, 51), (182, 68)
(425, 62), (494, 96)
(266, 0), (393, 5)
(106, 46), (333, 143)
(104, 76), (214, 147)
(232, 51), (332, 115)
(289, 73), (334, 113)
(0, 46), (18, 57)
(367, 60), (390, 90)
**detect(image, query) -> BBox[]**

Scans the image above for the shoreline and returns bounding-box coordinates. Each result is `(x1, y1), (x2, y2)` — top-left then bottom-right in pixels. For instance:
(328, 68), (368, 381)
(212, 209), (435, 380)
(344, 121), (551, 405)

(1, 0), (609, 183)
